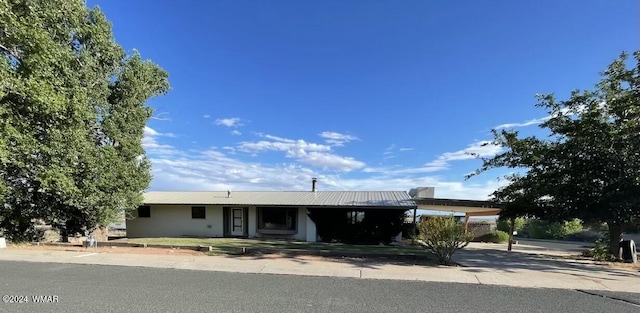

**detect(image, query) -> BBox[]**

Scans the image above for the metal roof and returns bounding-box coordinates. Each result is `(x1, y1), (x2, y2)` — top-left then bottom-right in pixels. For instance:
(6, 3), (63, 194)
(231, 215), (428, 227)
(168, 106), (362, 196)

(143, 191), (416, 209)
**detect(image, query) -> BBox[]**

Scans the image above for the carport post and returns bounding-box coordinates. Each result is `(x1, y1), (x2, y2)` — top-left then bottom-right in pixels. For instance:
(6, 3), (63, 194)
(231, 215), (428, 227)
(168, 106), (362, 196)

(507, 218), (515, 252)
(412, 208), (417, 243)
(464, 213), (470, 234)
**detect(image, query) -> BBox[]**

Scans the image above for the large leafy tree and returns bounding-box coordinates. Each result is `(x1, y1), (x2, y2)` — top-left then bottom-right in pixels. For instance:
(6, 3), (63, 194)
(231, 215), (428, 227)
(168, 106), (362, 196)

(468, 51), (640, 255)
(0, 0), (169, 241)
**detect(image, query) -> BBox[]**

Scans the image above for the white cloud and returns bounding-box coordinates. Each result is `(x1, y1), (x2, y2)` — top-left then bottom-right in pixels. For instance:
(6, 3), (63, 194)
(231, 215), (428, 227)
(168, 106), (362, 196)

(237, 134), (364, 171)
(215, 117), (243, 127)
(231, 130), (242, 136)
(319, 131), (359, 146)
(399, 147), (414, 152)
(298, 152), (365, 171)
(424, 141), (503, 170)
(149, 150), (319, 191)
(150, 112), (171, 121)
(144, 130), (505, 200)
(494, 117), (549, 129)
(203, 115), (211, 119)
(493, 106), (581, 130)
(143, 126), (178, 155)
(147, 145), (504, 199)
(144, 126), (159, 137)
(384, 144), (396, 154)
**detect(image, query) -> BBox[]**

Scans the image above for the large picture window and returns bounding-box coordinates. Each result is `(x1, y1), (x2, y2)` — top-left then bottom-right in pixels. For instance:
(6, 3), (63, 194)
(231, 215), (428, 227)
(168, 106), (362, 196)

(257, 207), (297, 232)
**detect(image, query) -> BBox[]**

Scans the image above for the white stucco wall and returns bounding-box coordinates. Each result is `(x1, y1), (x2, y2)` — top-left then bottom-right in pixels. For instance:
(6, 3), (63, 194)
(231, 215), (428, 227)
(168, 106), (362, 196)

(305, 209), (317, 242)
(127, 205), (314, 240)
(294, 207), (307, 241)
(248, 206), (257, 238)
(126, 205), (224, 238)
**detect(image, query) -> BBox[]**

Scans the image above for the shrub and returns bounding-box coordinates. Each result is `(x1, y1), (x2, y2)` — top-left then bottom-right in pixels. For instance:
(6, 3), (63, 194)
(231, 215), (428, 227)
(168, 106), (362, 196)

(476, 230), (510, 243)
(491, 231), (510, 243)
(416, 215), (473, 265)
(522, 219), (583, 240)
(496, 218), (526, 233)
(583, 239), (616, 261)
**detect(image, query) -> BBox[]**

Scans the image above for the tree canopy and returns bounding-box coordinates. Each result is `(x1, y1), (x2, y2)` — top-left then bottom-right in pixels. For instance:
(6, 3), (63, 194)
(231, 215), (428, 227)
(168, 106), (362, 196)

(467, 51), (640, 254)
(0, 0), (169, 241)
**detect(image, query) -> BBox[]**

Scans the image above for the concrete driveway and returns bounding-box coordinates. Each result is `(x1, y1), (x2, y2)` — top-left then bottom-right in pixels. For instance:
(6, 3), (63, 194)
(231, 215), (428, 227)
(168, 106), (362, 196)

(452, 239), (639, 293)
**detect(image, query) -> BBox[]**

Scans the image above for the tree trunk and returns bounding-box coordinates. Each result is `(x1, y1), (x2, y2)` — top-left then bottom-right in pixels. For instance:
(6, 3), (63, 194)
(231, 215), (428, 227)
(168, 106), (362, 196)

(607, 221), (623, 258)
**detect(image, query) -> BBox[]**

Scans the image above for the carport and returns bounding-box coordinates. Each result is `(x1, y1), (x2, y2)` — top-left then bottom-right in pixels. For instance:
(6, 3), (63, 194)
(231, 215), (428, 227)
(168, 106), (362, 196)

(413, 198), (502, 233)
(411, 197), (523, 251)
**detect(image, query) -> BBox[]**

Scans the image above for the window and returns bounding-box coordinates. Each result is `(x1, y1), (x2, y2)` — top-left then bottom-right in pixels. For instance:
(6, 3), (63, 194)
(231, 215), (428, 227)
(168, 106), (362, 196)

(257, 207), (297, 231)
(192, 206), (206, 219)
(138, 206), (150, 218)
(347, 211), (364, 224)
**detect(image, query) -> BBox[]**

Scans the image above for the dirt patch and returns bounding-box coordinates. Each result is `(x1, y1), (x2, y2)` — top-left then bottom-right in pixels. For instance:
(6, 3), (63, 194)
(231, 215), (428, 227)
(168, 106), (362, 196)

(9, 244), (204, 256)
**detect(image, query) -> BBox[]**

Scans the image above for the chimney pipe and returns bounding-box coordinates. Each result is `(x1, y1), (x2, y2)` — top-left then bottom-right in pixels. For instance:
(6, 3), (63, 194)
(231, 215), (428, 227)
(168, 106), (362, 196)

(312, 178), (317, 192)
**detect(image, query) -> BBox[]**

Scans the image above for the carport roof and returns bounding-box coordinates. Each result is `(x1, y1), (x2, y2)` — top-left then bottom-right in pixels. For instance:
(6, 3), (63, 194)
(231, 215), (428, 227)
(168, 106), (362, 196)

(143, 191), (416, 209)
(415, 197), (502, 216)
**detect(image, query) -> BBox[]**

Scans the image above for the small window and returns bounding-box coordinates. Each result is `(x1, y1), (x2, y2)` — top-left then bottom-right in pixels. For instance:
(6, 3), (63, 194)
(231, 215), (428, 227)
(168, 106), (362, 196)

(138, 206), (150, 218)
(192, 206), (206, 219)
(347, 211), (364, 224)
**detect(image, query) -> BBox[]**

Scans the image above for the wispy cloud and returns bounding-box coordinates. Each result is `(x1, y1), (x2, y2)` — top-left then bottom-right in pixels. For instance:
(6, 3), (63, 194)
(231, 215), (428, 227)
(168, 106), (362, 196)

(424, 141), (503, 170)
(148, 144), (504, 199)
(494, 117), (549, 129)
(231, 130), (242, 136)
(493, 106), (582, 130)
(319, 131), (359, 146)
(203, 115), (211, 119)
(150, 112), (171, 121)
(143, 126), (179, 155)
(215, 117), (243, 127)
(399, 147), (414, 152)
(237, 134), (364, 171)
(144, 130), (506, 200)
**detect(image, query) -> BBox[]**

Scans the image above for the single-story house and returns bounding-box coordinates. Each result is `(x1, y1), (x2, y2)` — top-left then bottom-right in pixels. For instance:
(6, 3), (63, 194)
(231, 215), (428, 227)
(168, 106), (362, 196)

(126, 189), (416, 242)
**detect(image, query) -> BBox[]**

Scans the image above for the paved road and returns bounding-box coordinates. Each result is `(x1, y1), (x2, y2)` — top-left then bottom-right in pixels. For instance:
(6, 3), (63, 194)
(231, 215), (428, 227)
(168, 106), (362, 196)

(0, 261), (638, 313)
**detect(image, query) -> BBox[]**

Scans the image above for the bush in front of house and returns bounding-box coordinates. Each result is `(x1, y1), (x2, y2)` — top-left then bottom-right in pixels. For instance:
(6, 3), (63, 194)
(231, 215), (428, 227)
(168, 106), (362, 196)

(476, 231), (510, 243)
(415, 215), (473, 265)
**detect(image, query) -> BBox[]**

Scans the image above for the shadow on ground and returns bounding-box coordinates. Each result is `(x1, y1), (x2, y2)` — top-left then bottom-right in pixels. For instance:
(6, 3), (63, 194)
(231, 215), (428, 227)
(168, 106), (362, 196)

(454, 248), (639, 280)
(219, 251), (440, 269)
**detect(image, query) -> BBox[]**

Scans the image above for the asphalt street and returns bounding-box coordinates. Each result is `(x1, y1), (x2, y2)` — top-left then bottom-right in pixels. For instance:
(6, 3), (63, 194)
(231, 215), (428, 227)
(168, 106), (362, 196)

(0, 261), (638, 313)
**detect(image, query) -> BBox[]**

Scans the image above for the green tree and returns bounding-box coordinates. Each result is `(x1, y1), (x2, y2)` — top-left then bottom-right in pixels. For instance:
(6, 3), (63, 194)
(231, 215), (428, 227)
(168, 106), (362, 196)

(0, 0), (169, 241)
(416, 215), (473, 265)
(467, 51), (640, 256)
(496, 217), (525, 233)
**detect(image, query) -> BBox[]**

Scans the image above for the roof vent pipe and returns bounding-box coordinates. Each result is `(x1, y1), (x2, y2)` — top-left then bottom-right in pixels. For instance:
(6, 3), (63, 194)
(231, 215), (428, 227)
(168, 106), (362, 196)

(312, 178), (317, 192)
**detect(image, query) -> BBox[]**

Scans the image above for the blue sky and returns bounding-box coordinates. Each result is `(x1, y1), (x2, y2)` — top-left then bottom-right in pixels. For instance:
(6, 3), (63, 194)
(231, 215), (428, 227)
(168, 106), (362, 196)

(89, 0), (638, 200)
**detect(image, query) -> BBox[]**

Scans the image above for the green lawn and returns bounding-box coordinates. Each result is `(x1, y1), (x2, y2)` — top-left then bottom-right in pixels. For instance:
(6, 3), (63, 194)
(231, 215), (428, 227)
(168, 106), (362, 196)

(114, 237), (430, 257)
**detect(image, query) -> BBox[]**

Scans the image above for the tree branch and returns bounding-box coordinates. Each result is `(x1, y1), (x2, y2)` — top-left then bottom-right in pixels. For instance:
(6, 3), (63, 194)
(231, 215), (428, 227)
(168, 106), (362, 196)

(0, 43), (21, 62)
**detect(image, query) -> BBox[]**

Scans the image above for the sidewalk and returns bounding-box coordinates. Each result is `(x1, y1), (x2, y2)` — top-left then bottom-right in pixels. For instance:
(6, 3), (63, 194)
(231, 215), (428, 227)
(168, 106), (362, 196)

(1, 243), (638, 293)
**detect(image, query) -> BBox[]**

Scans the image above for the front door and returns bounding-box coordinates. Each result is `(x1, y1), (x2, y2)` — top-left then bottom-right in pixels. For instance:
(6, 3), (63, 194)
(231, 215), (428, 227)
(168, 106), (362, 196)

(231, 208), (244, 236)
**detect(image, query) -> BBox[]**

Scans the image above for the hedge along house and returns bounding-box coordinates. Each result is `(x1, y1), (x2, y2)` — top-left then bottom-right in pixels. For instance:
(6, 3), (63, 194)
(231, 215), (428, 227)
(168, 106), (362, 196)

(126, 183), (416, 243)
